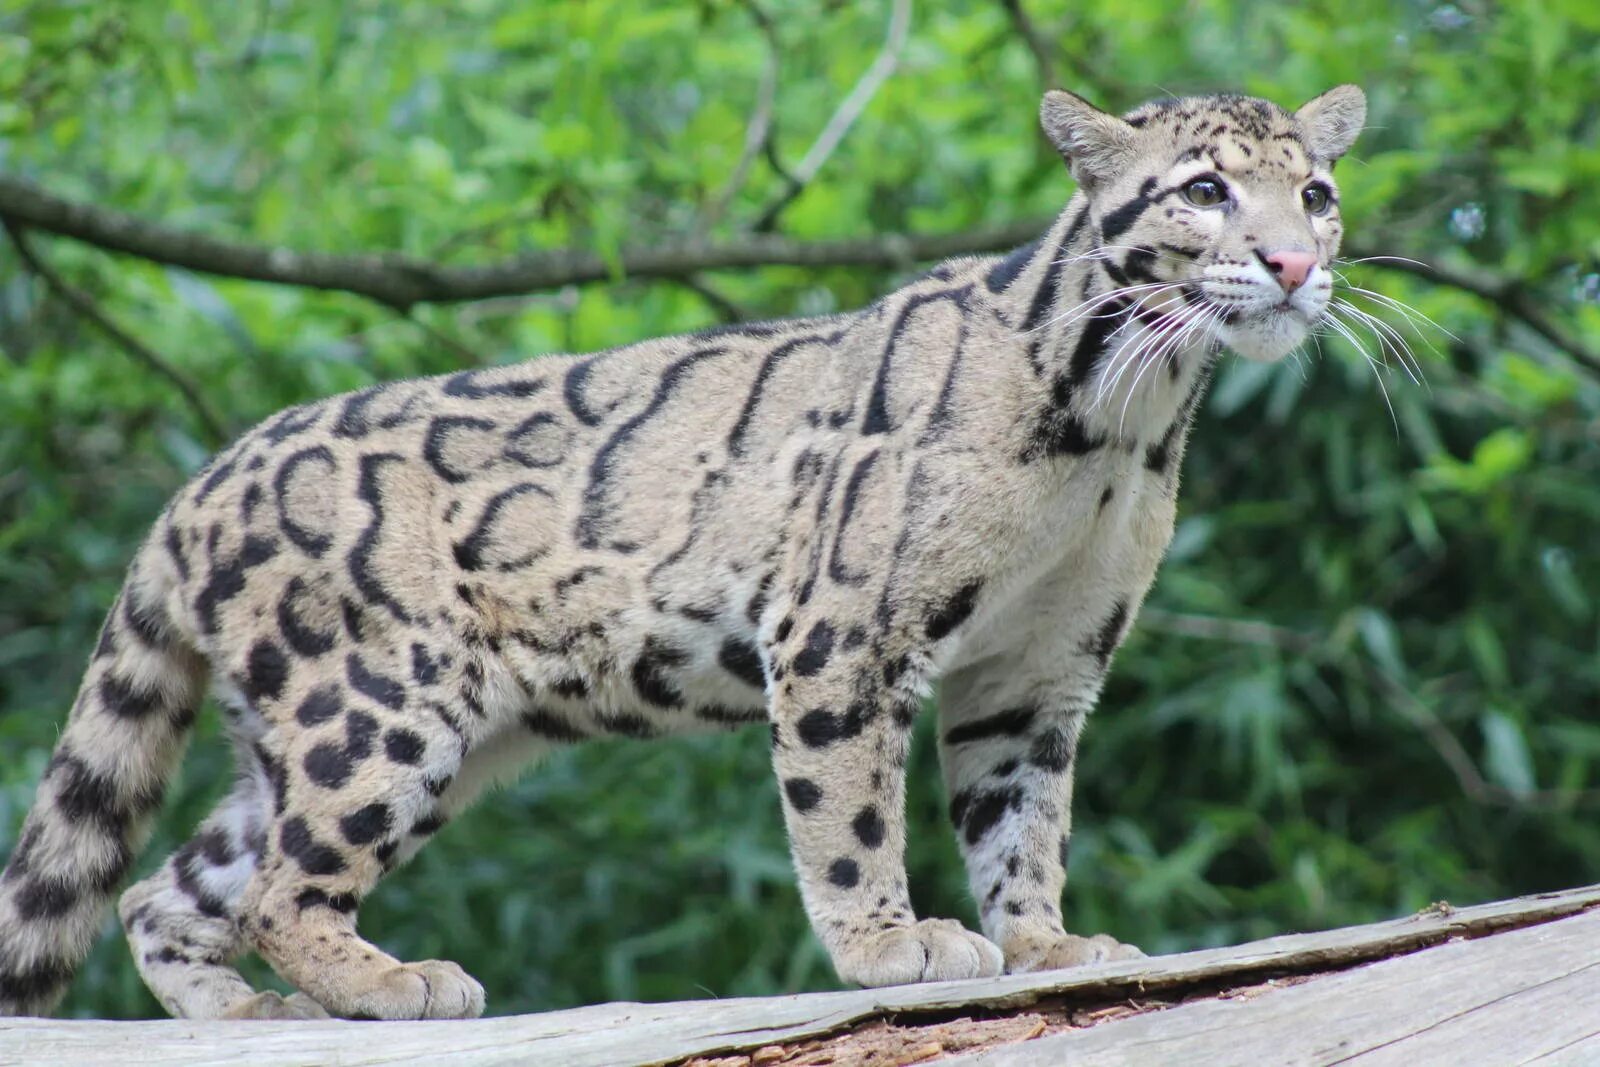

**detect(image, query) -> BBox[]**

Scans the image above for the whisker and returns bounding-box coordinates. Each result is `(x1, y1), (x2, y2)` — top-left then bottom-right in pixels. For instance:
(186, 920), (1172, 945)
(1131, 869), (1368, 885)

(1336, 254), (1434, 269)
(1320, 314), (1399, 435)
(1333, 300), (1425, 388)
(1339, 283), (1461, 345)
(1028, 281), (1177, 335)
(1117, 307), (1216, 434)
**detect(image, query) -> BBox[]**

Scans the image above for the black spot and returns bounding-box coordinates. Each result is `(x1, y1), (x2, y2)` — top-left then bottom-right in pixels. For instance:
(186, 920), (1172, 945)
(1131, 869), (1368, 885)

(295, 888), (358, 913)
(597, 712), (656, 738)
(796, 703), (869, 748)
(943, 706), (1036, 746)
(442, 368), (544, 400)
(98, 674), (158, 720)
(195, 536), (276, 634)
(828, 450), (880, 587)
(1088, 599), (1131, 668)
(986, 239), (1042, 293)
(172, 839), (228, 919)
(852, 806), (885, 848)
(926, 580), (982, 641)
(49, 753), (157, 835)
(452, 483), (553, 572)
(718, 637), (766, 690)
(302, 710), (378, 789)
(1059, 836), (1071, 871)
(279, 817), (346, 876)
(1005, 901), (1024, 917)
(552, 674), (588, 699)
(411, 643), (441, 686)
(775, 616), (794, 642)
(1098, 485), (1115, 511)
(295, 685), (343, 727)
(727, 332), (844, 457)
(410, 811), (446, 837)
(578, 346), (728, 549)
(784, 778), (823, 812)
(861, 289), (971, 436)
(273, 445), (338, 558)
(0, 958), (72, 1007)
(338, 803), (392, 846)
(827, 858), (861, 889)
(522, 707), (586, 742)
(347, 653), (406, 711)
(949, 785), (1022, 846)
(192, 455), (238, 505)
(632, 635), (687, 709)
(121, 593), (171, 649)
(1029, 726), (1076, 772)
(241, 640), (289, 703)
(14, 876), (78, 919)
(276, 578), (337, 658)
(793, 620), (836, 677)
(422, 414), (498, 484)
(694, 704), (765, 726)
(348, 452), (413, 623)
(384, 729), (425, 765)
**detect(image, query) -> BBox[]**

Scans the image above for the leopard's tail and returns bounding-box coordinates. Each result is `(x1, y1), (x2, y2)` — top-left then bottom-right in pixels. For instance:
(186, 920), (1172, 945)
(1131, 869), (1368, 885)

(0, 538), (206, 1016)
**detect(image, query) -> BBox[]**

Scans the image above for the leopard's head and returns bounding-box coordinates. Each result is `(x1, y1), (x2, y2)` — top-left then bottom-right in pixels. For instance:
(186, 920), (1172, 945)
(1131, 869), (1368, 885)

(1042, 85), (1366, 362)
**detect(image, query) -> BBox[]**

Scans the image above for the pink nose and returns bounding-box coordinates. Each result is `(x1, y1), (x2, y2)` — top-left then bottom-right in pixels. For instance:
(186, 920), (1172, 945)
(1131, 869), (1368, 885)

(1262, 250), (1318, 293)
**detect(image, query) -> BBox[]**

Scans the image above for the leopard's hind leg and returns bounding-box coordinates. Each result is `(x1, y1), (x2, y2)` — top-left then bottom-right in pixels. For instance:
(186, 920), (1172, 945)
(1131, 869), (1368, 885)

(119, 716), (327, 1019)
(235, 643), (485, 1020)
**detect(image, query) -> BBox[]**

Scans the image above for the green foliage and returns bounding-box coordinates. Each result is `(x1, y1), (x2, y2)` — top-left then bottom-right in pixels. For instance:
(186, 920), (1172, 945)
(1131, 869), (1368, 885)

(1, 0), (1597, 1020)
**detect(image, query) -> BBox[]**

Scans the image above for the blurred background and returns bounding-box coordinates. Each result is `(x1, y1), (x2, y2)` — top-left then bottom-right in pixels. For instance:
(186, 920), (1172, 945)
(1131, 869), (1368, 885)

(1, 0), (1597, 1019)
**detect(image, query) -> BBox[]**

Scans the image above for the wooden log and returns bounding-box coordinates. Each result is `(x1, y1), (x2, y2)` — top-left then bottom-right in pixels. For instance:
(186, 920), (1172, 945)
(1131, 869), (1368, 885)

(2, 883), (1596, 1066)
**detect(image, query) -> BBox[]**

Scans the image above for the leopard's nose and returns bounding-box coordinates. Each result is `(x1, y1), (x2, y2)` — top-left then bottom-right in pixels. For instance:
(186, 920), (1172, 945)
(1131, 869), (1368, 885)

(1258, 249), (1318, 293)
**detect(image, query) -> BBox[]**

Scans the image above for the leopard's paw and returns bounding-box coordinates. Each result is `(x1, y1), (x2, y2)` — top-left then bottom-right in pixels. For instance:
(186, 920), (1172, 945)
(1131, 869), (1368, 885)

(835, 918), (1004, 987)
(220, 990), (332, 1020)
(328, 959), (486, 1020)
(1004, 931), (1146, 973)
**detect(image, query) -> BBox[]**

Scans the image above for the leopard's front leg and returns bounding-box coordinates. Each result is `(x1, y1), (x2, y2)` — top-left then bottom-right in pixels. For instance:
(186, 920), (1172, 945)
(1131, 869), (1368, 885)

(767, 613), (1002, 987)
(937, 609), (1146, 973)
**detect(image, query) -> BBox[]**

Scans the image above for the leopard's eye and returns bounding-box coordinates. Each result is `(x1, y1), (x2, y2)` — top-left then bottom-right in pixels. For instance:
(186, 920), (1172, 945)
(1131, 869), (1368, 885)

(1182, 176), (1228, 208)
(1303, 182), (1333, 215)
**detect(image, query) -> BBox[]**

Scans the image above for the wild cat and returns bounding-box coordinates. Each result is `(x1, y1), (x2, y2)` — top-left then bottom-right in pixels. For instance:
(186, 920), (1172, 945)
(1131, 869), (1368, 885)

(0, 83), (1366, 1019)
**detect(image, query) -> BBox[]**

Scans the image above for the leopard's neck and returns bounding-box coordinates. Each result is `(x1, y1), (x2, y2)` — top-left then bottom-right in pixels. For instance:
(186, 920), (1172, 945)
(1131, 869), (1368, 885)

(993, 197), (1217, 461)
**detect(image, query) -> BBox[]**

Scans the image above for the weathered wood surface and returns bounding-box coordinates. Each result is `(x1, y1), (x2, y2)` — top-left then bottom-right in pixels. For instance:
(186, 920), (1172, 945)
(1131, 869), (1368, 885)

(949, 905), (1600, 1066)
(2, 883), (1597, 1067)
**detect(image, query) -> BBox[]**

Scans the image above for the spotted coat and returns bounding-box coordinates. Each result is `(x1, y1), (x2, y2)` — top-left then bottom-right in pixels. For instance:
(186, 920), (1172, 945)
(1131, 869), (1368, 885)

(0, 84), (1366, 1019)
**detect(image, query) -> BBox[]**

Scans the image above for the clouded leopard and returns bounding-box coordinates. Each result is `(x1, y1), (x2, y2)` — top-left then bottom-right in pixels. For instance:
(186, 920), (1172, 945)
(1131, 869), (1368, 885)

(0, 84), (1366, 1020)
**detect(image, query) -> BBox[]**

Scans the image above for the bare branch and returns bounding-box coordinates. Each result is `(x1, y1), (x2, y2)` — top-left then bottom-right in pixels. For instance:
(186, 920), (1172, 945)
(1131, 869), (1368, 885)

(753, 0), (913, 231)
(0, 172), (1041, 309)
(2, 217), (227, 445)
(997, 0), (1057, 89)
(701, 0), (781, 232)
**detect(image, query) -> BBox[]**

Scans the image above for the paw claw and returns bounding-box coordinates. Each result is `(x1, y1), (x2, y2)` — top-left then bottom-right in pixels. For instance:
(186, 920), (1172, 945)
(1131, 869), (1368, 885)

(836, 918), (1004, 987)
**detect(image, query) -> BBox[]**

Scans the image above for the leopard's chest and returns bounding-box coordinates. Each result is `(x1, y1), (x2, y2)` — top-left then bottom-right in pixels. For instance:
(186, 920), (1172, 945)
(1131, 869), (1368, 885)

(939, 446), (1177, 675)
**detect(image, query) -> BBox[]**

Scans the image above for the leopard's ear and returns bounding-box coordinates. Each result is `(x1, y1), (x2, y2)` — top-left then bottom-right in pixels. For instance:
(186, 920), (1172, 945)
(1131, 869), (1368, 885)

(1294, 84), (1366, 164)
(1040, 90), (1137, 189)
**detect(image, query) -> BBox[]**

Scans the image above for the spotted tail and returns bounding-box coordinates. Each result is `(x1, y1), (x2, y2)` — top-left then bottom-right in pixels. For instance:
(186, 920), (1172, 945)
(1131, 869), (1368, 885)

(0, 544), (206, 1016)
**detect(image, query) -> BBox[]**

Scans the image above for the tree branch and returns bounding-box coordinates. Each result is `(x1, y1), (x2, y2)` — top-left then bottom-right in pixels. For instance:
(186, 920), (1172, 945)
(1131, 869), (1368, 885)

(752, 0), (913, 231)
(997, 0), (1057, 89)
(0, 172), (1041, 309)
(700, 0), (781, 232)
(2, 217), (227, 445)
